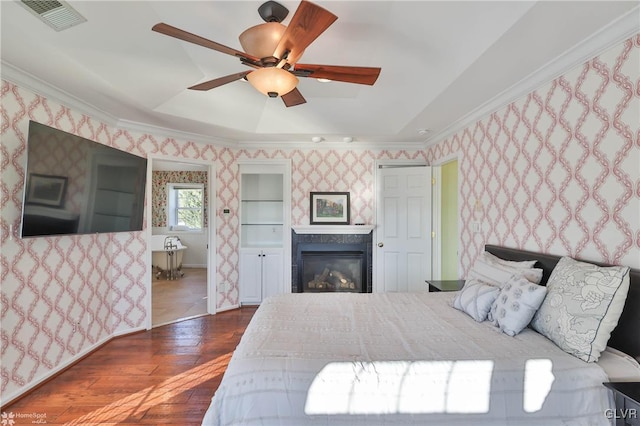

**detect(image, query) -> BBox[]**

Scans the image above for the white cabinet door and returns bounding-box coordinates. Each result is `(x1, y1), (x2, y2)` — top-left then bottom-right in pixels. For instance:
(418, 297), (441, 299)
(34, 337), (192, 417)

(239, 249), (284, 304)
(239, 249), (262, 304)
(262, 250), (284, 300)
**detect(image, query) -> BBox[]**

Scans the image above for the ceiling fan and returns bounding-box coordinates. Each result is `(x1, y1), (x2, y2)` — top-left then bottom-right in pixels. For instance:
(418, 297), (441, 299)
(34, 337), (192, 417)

(152, 0), (381, 107)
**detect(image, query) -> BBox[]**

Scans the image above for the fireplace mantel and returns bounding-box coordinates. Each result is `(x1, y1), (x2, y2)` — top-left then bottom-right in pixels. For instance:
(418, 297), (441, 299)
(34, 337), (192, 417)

(292, 225), (375, 235)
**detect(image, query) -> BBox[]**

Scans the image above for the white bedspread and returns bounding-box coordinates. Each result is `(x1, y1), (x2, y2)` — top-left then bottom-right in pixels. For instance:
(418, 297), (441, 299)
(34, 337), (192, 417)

(202, 293), (614, 425)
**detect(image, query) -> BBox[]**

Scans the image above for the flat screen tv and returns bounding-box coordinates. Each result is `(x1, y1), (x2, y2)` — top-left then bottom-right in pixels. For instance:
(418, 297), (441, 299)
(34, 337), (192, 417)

(20, 121), (147, 238)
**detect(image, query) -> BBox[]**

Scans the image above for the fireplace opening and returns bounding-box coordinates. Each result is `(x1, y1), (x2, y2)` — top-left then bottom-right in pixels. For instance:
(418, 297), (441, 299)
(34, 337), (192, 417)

(302, 251), (363, 292)
(292, 231), (372, 293)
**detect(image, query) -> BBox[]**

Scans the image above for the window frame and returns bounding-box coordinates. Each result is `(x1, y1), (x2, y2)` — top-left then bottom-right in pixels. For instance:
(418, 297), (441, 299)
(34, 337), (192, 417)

(166, 182), (205, 233)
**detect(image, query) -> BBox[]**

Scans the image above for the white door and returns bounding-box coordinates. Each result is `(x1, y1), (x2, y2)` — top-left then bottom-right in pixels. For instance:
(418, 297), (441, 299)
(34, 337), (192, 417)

(376, 165), (432, 292)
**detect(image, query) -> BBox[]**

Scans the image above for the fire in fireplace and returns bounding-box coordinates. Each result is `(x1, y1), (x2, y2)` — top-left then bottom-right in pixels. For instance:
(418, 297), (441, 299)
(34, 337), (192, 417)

(292, 237), (371, 293)
(302, 252), (363, 292)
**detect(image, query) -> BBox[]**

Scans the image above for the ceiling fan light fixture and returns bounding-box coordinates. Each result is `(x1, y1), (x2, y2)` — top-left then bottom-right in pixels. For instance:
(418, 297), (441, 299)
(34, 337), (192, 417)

(239, 22), (286, 58)
(246, 67), (298, 98)
(152, 0), (379, 108)
(258, 1), (289, 23)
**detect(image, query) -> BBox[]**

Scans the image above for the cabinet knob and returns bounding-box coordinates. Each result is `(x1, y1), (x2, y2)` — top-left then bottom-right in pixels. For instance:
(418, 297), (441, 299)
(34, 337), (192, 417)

(377, 242), (384, 247)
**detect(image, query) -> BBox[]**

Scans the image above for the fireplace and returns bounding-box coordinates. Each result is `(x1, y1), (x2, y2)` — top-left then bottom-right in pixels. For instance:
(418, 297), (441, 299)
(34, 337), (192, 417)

(292, 230), (372, 293)
(300, 245), (365, 292)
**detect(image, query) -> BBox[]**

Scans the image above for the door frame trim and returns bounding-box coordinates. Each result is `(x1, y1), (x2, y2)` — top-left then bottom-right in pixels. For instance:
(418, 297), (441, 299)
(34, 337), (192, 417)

(373, 159), (429, 293)
(145, 155), (217, 329)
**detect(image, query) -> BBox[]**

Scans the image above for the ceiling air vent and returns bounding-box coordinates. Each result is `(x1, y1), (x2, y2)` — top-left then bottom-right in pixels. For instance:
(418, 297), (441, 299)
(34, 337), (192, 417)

(20, 0), (87, 31)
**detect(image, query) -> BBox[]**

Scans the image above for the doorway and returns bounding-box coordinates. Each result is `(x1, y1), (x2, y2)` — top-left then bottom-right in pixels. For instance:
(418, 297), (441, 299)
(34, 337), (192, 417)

(432, 157), (459, 280)
(147, 157), (216, 328)
(440, 160), (458, 279)
(374, 161), (432, 292)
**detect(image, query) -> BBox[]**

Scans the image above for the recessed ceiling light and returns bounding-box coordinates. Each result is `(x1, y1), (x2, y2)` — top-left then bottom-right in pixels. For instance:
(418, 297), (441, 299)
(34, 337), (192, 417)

(317, 78), (332, 83)
(311, 136), (323, 143)
(343, 136), (353, 143)
(417, 128), (431, 136)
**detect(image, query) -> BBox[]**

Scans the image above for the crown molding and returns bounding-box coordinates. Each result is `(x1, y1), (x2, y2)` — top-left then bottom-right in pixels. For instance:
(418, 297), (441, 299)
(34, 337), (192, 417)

(6, 4), (636, 153)
(425, 5), (640, 148)
(1, 61), (240, 148)
(236, 139), (428, 151)
(1, 61), (119, 127)
(1, 63), (422, 151)
(116, 119), (236, 148)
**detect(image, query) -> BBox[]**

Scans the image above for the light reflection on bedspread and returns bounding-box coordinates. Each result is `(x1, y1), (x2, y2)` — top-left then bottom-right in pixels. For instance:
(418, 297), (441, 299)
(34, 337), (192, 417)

(202, 292), (611, 426)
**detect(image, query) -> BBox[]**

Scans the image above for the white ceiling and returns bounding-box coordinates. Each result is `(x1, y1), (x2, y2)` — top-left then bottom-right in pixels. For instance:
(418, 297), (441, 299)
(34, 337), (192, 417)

(1, 1), (638, 147)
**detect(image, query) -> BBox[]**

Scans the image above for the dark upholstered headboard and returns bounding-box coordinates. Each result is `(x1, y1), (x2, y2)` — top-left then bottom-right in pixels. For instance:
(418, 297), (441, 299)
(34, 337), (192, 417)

(485, 245), (640, 360)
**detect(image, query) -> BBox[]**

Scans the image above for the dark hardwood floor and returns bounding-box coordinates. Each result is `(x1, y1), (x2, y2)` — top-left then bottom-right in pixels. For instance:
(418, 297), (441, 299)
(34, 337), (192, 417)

(3, 307), (257, 425)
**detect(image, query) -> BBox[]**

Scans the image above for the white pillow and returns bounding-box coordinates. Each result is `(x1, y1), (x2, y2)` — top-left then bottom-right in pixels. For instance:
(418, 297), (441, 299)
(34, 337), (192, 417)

(452, 279), (500, 322)
(490, 275), (547, 336)
(530, 256), (630, 362)
(481, 251), (537, 269)
(468, 254), (543, 288)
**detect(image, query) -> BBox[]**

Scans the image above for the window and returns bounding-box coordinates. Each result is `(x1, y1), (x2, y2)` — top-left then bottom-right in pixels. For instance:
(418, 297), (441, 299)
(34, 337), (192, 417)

(167, 183), (204, 231)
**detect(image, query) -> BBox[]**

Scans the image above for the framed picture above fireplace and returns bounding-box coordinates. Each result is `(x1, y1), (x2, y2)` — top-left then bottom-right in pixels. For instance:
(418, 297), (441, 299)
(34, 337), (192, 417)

(310, 192), (350, 225)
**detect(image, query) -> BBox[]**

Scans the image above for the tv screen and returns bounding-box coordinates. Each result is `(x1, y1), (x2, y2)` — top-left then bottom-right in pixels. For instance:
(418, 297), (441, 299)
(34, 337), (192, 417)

(20, 121), (147, 238)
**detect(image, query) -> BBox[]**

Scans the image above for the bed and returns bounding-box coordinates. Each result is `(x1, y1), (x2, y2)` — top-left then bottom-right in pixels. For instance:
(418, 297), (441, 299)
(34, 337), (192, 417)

(202, 245), (640, 425)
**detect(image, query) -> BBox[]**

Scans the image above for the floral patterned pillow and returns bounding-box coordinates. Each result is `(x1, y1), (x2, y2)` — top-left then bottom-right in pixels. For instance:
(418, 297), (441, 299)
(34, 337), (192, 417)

(490, 275), (547, 336)
(530, 257), (630, 362)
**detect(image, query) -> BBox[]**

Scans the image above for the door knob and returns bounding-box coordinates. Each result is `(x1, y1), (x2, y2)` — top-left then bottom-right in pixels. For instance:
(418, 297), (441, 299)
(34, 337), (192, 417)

(378, 242), (384, 247)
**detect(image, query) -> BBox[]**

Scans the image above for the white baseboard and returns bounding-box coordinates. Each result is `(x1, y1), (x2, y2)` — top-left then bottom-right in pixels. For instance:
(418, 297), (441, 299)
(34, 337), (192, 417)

(2, 326), (146, 407)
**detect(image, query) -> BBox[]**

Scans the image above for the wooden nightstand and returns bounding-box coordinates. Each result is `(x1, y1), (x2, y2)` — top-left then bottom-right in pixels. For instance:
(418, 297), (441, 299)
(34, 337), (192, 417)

(426, 279), (465, 292)
(604, 382), (640, 425)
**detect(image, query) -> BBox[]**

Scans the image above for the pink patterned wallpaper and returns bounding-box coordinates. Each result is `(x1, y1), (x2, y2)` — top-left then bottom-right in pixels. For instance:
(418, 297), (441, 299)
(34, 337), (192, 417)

(0, 86), (153, 402)
(2, 33), (638, 404)
(426, 34), (640, 274)
(213, 148), (428, 308)
(151, 171), (209, 228)
(236, 148), (427, 224)
(0, 81), (424, 401)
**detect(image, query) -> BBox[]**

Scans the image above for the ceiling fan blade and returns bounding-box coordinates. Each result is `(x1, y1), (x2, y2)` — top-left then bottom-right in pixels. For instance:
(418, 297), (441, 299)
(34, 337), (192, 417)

(294, 64), (381, 85)
(188, 71), (252, 91)
(272, 1), (337, 65)
(281, 88), (306, 107)
(152, 23), (260, 63)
